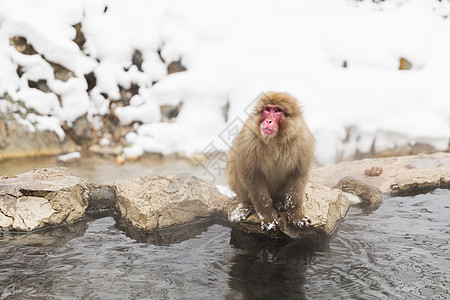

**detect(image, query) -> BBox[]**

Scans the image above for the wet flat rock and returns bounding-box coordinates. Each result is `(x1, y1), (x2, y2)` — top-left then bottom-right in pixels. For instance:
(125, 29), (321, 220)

(311, 152), (450, 195)
(228, 183), (351, 239)
(114, 175), (231, 231)
(0, 167), (89, 231)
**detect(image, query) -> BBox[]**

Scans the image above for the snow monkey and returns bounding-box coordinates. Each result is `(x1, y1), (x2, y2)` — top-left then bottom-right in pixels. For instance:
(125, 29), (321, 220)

(226, 92), (315, 230)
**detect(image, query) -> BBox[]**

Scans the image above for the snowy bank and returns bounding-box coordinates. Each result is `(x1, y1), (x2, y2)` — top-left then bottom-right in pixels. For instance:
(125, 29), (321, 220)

(0, 0), (449, 165)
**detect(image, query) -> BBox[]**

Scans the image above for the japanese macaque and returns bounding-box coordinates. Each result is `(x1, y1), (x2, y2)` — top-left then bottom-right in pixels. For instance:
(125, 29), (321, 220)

(226, 92), (315, 230)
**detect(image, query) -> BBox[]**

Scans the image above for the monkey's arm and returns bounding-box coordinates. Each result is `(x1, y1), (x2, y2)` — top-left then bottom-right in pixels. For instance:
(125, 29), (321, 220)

(246, 170), (280, 230)
(279, 170), (310, 228)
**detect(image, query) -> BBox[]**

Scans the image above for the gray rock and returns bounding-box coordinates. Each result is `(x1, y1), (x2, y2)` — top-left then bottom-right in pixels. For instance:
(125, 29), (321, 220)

(0, 168), (90, 231)
(334, 176), (383, 206)
(87, 183), (116, 212)
(160, 102), (183, 121)
(132, 49), (144, 71)
(68, 114), (96, 147)
(167, 59), (187, 74)
(0, 102), (76, 159)
(312, 152), (450, 195)
(114, 175), (231, 231)
(48, 61), (75, 82)
(73, 23), (86, 51)
(227, 183), (350, 239)
(9, 36), (37, 55)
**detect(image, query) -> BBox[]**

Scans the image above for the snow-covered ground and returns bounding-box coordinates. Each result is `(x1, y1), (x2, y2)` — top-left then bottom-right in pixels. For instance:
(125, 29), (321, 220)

(0, 0), (449, 165)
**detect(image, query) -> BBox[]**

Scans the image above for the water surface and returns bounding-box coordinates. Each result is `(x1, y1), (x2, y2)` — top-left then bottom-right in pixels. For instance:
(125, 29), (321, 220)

(1, 189), (448, 299)
(0, 154), (222, 185)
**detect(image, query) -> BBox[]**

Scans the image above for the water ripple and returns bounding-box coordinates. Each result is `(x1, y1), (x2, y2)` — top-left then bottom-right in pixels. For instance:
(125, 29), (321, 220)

(1, 189), (449, 299)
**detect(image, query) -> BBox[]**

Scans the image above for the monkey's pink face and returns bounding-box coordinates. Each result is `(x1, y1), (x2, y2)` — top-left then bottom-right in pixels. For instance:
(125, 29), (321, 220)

(260, 105), (285, 136)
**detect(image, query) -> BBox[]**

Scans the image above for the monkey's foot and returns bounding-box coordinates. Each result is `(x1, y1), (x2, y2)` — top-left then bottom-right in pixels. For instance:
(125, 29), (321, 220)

(260, 219), (279, 231)
(299, 215), (312, 227)
(230, 203), (254, 222)
(258, 211), (281, 231)
(288, 214), (312, 229)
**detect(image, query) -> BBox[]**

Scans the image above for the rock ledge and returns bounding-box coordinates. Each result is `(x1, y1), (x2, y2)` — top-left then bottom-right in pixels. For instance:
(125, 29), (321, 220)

(312, 152), (450, 195)
(0, 167), (89, 231)
(227, 183), (350, 239)
(114, 175), (230, 231)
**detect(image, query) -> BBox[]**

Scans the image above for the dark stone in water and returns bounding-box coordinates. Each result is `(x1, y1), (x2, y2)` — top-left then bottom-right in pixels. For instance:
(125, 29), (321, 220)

(87, 183), (116, 212)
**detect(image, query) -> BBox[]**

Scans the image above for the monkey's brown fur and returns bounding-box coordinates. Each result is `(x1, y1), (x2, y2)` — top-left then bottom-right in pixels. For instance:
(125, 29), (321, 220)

(226, 91), (315, 230)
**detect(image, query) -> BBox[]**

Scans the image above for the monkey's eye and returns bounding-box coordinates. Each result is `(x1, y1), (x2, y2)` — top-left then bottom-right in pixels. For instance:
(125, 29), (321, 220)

(265, 107), (271, 112)
(275, 108), (281, 113)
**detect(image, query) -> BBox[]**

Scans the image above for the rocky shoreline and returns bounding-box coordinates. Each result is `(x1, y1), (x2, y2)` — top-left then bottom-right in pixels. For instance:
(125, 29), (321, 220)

(1, 152), (449, 240)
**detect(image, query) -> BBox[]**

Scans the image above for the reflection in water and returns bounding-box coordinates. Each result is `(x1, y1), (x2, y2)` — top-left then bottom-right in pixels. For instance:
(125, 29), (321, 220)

(0, 190), (449, 299)
(228, 229), (330, 299)
(0, 217), (236, 299)
(0, 215), (90, 248)
(116, 216), (229, 246)
(0, 215), (91, 299)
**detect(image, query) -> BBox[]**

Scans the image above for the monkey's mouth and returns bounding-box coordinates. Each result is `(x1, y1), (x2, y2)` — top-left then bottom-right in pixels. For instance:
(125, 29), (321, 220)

(261, 127), (277, 135)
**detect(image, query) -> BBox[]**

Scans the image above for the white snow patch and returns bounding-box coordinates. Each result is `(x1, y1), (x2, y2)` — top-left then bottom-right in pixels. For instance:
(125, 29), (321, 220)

(15, 88), (60, 115)
(266, 220), (278, 231)
(344, 192), (362, 205)
(216, 185), (235, 198)
(100, 138), (111, 146)
(230, 203), (249, 223)
(57, 151), (81, 162)
(115, 94), (161, 125)
(0, 0), (449, 165)
(27, 113), (65, 140)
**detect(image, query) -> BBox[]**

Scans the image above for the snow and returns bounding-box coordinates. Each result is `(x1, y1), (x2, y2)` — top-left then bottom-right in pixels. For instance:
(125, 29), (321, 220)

(344, 192), (362, 205)
(26, 114), (65, 140)
(115, 94), (161, 125)
(0, 0), (449, 166)
(216, 185), (236, 198)
(266, 220), (278, 231)
(57, 151), (81, 162)
(14, 88), (60, 116)
(100, 138), (111, 146)
(230, 203), (247, 223)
